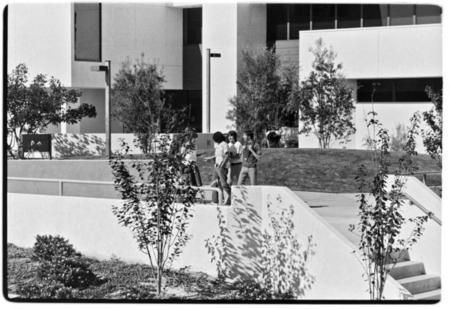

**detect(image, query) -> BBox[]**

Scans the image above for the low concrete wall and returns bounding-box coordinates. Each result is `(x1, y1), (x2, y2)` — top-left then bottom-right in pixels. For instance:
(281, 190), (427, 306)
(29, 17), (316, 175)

(7, 186), (410, 300)
(15, 133), (214, 158)
(7, 193), (223, 274)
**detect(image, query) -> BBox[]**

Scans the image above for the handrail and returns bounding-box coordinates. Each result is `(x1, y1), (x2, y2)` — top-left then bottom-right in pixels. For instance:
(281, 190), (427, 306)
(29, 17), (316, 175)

(7, 177), (223, 205)
(395, 170), (441, 186)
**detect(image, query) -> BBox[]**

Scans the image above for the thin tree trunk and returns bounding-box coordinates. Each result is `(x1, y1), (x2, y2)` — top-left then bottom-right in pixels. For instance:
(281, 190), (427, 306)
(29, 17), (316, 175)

(156, 171), (162, 296)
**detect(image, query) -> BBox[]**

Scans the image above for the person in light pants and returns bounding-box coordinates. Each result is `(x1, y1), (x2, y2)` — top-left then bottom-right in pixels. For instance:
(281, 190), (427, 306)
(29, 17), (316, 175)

(205, 131), (231, 205)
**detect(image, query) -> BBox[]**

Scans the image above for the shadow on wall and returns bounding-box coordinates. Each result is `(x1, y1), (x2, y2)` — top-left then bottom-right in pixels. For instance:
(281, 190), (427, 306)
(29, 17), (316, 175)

(53, 134), (106, 158)
(222, 186), (264, 280)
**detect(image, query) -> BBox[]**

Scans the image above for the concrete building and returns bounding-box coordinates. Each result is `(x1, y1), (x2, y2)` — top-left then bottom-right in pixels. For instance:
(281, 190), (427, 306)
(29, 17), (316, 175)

(7, 3), (442, 152)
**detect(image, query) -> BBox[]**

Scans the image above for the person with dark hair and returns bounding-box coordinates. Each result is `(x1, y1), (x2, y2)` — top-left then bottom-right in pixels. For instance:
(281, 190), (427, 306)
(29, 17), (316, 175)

(237, 130), (262, 186)
(205, 131), (231, 205)
(180, 129), (202, 187)
(227, 130), (243, 186)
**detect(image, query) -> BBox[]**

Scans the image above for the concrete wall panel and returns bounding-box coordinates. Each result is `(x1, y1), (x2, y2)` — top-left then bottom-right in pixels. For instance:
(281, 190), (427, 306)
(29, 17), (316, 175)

(7, 3), (73, 85)
(299, 24), (442, 80)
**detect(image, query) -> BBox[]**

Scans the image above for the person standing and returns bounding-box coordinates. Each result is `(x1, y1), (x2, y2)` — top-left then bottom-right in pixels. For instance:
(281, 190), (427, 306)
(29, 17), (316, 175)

(180, 131), (202, 187)
(237, 131), (261, 186)
(227, 130), (243, 186)
(205, 131), (231, 205)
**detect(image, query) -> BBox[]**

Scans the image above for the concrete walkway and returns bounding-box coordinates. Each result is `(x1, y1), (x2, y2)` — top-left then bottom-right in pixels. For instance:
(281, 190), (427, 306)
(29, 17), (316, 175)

(294, 191), (362, 246)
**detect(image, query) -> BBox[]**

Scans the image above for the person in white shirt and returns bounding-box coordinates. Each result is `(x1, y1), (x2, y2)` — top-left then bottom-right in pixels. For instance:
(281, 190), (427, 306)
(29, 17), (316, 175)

(227, 130), (243, 186)
(205, 131), (231, 205)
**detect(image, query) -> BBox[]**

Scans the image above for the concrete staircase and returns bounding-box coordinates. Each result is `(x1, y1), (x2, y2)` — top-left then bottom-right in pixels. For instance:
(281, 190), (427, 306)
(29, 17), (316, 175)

(387, 251), (441, 300)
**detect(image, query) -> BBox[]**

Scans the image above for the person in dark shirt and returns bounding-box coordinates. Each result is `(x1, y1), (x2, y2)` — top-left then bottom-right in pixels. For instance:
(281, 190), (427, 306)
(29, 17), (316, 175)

(237, 131), (261, 185)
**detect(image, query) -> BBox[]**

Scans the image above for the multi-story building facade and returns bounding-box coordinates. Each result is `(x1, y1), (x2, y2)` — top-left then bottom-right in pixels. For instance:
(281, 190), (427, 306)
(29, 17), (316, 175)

(7, 3), (442, 152)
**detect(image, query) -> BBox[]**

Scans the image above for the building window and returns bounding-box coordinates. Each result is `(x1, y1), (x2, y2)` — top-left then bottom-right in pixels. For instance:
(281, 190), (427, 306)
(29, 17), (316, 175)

(363, 4), (388, 27)
(183, 8), (202, 45)
(288, 4), (310, 39)
(312, 4), (335, 30)
(337, 4), (361, 28)
(390, 5), (414, 26)
(357, 78), (443, 102)
(416, 5), (442, 24)
(267, 4), (288, 41)
(74, 3), (101, 62)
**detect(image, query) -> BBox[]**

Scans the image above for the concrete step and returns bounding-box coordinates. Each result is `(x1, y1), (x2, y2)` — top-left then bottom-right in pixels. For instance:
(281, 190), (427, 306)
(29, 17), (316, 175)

(398, 274), (441, 295)
(411, 289), (441, 300)
(387, 261), (425, 280)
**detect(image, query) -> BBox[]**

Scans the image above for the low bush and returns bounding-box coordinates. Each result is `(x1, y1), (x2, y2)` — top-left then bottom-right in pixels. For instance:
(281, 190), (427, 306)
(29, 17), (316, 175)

(32, 235), (101, 289)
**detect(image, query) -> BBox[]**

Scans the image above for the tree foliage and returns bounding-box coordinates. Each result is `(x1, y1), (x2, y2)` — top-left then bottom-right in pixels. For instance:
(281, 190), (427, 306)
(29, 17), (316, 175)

(422, 86), (442, 164)
(297, 39), (355, 148)
(227, 47), (299, 140)
(110, 134), (198, 295)
(112, 56), (189, 153)
(351, 112), (430, 300)
(7, 64), (96, 158)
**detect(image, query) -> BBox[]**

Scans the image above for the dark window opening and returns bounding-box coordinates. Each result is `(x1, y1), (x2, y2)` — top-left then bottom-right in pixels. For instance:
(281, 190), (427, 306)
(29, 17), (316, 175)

(163, 90), (202, 133)
(74, 3), (101, 62)
(312, 4), (335, 30)
(183, 8), (202, 45)
(357, 78), (443, 102)
(288, 4), (310, 39)
(267, 4), (288, 42)
(416, 5), (442, 24)
(337, 4), (361, 28)
(363, 4), (388, 27)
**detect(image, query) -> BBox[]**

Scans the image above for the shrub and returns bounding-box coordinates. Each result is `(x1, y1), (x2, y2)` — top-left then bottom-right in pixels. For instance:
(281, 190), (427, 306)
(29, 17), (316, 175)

(32, 235), (100, 289)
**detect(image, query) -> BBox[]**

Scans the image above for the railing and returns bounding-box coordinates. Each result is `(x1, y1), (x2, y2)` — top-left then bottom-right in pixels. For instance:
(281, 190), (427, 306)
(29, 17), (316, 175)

(396, 170), (441, 186)
(7, 177), (223, 205)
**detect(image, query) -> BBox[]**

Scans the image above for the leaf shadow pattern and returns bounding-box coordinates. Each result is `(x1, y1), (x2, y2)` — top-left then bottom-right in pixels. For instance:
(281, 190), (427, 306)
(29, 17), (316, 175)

(53, 134), (106, 158)
(205, 186), (315, 299)
(224, 186), (264, 280)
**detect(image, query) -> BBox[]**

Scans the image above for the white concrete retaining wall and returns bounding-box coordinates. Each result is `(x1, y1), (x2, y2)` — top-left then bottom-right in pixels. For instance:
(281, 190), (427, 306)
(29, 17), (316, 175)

(7, 185), (412, 299)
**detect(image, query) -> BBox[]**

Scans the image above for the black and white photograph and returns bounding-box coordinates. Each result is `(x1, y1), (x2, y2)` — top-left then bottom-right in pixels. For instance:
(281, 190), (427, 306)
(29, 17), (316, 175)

(2, 0), (446, 304)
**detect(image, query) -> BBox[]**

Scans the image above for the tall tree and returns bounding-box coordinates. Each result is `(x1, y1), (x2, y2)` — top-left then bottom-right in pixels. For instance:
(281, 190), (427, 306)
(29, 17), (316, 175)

(112, 56), (188, 153)
(297, 39), (355, 149)
(7, 64), (96, 158)
(227, 47), (299, 140)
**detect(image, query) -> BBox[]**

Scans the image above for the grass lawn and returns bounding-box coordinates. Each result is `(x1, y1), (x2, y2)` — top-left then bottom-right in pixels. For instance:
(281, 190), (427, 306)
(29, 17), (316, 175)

(7, 243), (243, 300)
(197, 148), (441, 193)
(9, 148), (441, 193)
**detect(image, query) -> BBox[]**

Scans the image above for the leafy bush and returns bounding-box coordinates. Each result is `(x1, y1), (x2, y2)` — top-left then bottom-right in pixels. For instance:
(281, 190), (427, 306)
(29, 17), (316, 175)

(33, 235), (79, 261)
(32, 235), (100, 289)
